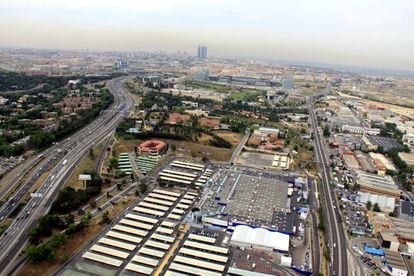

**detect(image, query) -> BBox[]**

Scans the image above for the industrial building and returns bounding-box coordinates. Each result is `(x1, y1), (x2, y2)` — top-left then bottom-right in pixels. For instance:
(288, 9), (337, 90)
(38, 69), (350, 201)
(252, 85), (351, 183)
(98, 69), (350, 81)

(200, 168), (296, 234)
(400, 201), (414, 222)
(59, 188), (197, 275)
(354, 151), (376, 173)
(384, 250), (408, 276)
(368, 152), (396, 176)
(342, 152), (360, 170)
(158, 160), (206, 187)
(356, 192), (395, 213)
(230, 225), (290, 253)
(356, 171), (400, 198)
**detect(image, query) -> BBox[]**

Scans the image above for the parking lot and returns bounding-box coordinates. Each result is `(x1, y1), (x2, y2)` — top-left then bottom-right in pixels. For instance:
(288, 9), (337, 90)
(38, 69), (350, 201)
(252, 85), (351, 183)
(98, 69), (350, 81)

(236, 152), (274, 168)
(343, 200), (371, 236)
(365, 136), (402, 152)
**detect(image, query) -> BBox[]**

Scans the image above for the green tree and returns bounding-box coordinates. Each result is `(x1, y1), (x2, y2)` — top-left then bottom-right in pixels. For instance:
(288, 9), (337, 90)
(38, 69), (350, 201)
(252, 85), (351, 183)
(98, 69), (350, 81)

(109, 157), (118, 170)
(373, 203), (381, 212)
(138, 181), (148, 195)
(366, 201), (372, 210)
(323, 125), (330, 137)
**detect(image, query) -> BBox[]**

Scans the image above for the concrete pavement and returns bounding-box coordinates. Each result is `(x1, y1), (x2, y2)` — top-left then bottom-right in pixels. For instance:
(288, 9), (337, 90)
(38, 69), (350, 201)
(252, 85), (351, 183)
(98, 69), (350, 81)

(0, 76), (135, 273)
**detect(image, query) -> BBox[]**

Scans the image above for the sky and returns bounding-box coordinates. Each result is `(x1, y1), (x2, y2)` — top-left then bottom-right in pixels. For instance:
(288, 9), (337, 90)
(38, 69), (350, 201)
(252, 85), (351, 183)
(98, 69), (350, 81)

(1, 0), (414, 71)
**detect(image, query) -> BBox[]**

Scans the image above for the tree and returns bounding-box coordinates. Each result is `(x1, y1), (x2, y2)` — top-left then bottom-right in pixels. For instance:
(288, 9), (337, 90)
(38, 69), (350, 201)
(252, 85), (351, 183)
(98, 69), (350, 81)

(373, 203), (381, 212)
(366, 201), (372, 210)
(323, 125), (330, 137)
(171, 144), (177, 151)
(138, 181), (148, 195)
(100, 211), (111, 225)
(109, 157), (118, 170)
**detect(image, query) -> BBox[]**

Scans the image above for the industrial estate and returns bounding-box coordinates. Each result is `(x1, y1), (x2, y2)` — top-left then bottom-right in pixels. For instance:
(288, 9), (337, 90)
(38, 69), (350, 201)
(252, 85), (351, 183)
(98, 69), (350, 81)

(0, 3), (414, 276)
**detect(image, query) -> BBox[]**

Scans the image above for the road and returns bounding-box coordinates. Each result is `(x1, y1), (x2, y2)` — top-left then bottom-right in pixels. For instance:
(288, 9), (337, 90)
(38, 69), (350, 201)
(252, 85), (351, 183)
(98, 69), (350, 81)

(0, 76), (135, 273)
(308, 96), (347, 276)
(308, 179), (321, 275)
(229, 129), (250, 164)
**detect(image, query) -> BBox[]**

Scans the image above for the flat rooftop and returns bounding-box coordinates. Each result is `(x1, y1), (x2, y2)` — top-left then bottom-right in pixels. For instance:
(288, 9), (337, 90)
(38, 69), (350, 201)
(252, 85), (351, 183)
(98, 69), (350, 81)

(201, 168), (294, 232)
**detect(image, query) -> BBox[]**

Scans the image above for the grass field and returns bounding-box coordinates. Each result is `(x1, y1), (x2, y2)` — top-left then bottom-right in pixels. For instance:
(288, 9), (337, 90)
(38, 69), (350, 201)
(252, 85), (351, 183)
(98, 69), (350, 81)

(65, 142), (104, 190)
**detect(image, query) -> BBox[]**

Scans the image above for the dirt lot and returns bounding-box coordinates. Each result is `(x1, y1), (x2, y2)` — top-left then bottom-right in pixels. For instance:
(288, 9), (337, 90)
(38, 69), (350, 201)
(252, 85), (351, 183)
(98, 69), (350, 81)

(112, 138), (142, 156)
(214, 131), (243, 145)
(168, 139), (234, 161)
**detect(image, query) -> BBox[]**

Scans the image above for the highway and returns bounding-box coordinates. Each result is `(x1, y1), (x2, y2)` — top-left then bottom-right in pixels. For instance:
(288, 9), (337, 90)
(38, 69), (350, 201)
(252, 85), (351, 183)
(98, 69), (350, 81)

(0, 76), (135, 273)
(308, 97), (347, 276)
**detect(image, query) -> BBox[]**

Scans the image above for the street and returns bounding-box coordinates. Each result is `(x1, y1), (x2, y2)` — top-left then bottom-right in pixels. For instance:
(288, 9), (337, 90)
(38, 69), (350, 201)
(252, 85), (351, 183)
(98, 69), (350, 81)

(0, 76), (135, 273)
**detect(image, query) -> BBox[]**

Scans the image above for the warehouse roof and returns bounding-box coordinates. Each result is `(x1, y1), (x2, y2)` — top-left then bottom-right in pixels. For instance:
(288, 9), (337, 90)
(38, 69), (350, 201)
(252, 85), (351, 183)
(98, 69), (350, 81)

(231, 225), (289, 252)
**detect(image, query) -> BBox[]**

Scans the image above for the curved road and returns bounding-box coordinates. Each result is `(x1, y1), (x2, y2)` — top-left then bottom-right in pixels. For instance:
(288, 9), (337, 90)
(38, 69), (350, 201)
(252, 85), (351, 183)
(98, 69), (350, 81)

(0, 76), (135, 273)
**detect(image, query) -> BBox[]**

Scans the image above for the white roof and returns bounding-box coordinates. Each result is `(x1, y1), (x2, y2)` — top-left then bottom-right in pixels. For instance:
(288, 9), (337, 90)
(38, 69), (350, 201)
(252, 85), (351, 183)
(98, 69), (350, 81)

(231, 225), (290, 252)
(148, 192), (177, 202)
(357, 191), (395, 210)
(98, 237), (136, 251)
(82, 251), (123, 267)
(90, 245), (129, 259)
(126, 263), (153, 275)
(153, 189), (181, 197)
(132, 255), (159, 266)
(106, 230), (142, 243)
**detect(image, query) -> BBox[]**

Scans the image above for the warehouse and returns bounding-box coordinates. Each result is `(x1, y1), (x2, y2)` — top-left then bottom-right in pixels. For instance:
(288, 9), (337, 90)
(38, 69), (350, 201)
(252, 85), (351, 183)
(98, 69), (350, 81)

(356, 171), (400, 198)
(342, 152), (360, 170)
(230, 225), (290, 253)
(356, 192), (395, 213)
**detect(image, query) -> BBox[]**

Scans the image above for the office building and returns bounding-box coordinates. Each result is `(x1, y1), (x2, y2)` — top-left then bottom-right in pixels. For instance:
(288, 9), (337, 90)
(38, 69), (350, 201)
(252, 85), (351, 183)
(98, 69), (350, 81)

(197, 45), (207, 59)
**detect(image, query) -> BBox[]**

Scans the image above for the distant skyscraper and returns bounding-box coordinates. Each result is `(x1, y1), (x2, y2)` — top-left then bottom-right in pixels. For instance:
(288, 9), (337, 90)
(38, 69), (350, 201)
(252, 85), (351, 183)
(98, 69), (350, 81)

(197, 45), (207, 59)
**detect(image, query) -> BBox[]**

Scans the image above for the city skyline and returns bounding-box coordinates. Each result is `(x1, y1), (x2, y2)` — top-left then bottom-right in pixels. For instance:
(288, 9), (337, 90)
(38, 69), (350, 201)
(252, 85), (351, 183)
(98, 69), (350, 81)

(1, 0), (414, 71)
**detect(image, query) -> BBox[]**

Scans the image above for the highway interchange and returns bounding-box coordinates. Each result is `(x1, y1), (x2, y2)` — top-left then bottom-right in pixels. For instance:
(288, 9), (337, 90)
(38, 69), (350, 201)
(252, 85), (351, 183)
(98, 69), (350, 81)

(0, 76), (135, 273)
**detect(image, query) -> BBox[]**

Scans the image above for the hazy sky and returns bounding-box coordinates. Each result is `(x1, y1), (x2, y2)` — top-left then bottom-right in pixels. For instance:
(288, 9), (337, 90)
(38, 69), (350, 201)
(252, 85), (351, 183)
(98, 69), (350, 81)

(1, 0), (414, 71)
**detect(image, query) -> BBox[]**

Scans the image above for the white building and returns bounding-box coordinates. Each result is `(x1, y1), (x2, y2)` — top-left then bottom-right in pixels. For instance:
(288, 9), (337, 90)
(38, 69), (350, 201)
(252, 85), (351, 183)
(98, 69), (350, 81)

(230, 225), (290, 253)
(0, 96), (8, 105)
(356, 192), (395, 213)
(402, 133), (414, 146)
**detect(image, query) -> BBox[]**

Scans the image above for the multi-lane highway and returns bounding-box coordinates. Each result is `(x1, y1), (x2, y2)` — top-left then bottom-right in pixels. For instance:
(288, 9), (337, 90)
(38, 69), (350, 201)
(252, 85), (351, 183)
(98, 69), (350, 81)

(0, 76), (135, 273)
(308, 97), (347, 276)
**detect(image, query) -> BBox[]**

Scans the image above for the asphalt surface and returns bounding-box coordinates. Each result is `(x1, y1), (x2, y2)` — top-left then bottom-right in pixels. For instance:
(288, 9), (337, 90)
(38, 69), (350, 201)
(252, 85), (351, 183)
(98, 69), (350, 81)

(0, 76), (135, 273)
(309, 96), (347, 276)
(229, 129), (250, 164)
